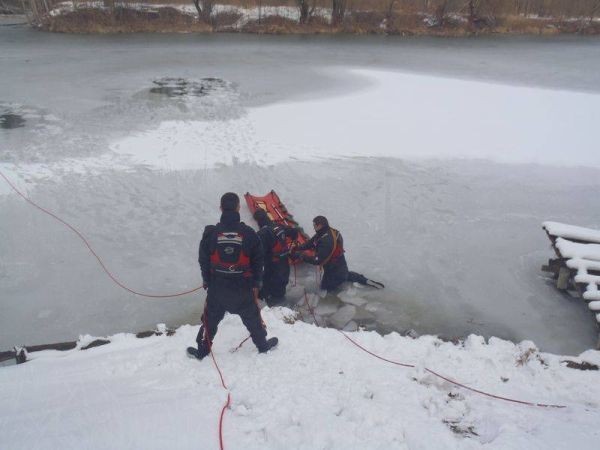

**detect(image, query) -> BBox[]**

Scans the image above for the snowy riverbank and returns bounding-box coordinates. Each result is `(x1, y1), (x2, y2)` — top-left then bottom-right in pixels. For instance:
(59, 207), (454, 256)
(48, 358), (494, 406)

(1, 308), (600, 449)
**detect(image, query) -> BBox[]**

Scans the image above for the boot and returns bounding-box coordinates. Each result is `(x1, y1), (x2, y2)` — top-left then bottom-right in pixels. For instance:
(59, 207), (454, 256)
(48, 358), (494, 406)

(187, 345), (210, 360)
(258, 337), (278, 354)
(366, 279), (385, 289)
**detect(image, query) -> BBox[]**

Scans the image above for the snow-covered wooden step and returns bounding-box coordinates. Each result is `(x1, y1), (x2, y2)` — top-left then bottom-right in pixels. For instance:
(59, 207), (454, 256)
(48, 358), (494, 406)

(589, 301), (600, 311)
(574, 273), (600, 285)
(583, 290), (600, 301)
(543, 221), (600, 244)
(556, 238), (600, 262)
(566, 258), (600, 273)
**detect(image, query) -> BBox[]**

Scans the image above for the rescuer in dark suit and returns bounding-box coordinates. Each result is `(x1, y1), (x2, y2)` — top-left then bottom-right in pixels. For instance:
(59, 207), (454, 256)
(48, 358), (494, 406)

(293, 216), (384, 292)
(187, 193), (278, 360)
(253, 209), (298, 306)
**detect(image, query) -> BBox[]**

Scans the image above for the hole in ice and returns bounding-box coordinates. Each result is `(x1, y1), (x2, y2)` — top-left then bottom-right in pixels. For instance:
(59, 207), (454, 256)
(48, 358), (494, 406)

(149, 77), (227, 98)
(0, 113), (26, 129)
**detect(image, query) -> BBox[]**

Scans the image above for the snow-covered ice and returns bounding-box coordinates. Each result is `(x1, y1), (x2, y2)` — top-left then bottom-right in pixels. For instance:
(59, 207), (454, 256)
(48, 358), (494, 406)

(2, 65), (600, 353)
(2, 28), (600, 450)
(107, 69), (600, 171)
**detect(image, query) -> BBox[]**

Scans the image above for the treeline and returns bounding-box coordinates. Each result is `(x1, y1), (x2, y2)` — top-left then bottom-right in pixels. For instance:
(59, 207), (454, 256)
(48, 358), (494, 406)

(200, 0), (600, 22)
(23, 0), (600, 34)
(0, 0), (24, 14)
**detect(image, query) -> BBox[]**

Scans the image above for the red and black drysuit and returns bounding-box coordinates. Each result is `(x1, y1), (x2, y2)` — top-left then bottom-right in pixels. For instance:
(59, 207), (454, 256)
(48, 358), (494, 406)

(256, 217), (298, 305)
(295, 224), (369, 292)
(196, 210), (270, 355)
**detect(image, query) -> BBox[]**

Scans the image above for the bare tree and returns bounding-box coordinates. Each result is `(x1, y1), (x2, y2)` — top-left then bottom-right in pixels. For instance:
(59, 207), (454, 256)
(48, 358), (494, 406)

(385, 0), (399, 21)
(193, 0), (213, 23)
(433, 0), (449, 24)
(588, 0), (600, 20)
(258, 0), (262, 24)
(332, 0), (347, 25)
(296, 0), (317, 24)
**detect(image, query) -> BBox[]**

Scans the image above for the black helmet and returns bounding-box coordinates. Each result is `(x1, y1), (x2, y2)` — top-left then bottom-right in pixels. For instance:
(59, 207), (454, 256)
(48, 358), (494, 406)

(253, 209), (270, 226)
(312, 215), (329, 228)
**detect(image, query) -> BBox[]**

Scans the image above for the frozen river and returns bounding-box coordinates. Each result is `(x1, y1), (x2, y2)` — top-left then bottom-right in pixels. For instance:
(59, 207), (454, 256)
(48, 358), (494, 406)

(1, 24), (600, 355)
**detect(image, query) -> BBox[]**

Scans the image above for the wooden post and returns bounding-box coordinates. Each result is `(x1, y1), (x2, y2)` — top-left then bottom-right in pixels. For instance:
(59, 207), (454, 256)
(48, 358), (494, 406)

(556, 267), (570, 290)
(15, 347), (27, 364)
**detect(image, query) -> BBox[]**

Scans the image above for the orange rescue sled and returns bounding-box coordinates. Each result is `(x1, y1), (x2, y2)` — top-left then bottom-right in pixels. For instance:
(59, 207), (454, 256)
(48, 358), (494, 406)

(244, 190), (312, 260)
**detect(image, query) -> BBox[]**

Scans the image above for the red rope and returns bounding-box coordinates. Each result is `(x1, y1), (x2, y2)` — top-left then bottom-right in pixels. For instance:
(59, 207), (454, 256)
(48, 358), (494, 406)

(422, 367), (564, 409)
(292, 264), (297, 287)
(340, 331), (565, 409)
(339, 332), (414, 368)
(303, 274), (565, 410)
(303, 290), (320, 326)
(210, 351), (228, 390)
(231, 335), (251, 353)
(0, 169), (203, 298)
(208, 350), (231, 450)
(2, 168), (234, 444)
(219, 393), (231, 450)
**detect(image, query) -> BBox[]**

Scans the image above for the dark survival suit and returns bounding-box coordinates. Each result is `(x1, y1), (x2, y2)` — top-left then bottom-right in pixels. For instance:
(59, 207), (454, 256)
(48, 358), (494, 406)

(254, 209), (298, 305)
(295, 223), (382, 292)
(195, 210), (272, 356)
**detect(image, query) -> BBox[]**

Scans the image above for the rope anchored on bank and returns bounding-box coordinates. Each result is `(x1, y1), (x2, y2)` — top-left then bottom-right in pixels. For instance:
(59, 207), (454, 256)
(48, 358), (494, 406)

(302, 289), (565, 409)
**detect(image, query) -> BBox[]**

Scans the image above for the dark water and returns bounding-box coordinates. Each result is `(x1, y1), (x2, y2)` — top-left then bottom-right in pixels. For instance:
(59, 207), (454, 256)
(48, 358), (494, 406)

(1, 25), (600, 114)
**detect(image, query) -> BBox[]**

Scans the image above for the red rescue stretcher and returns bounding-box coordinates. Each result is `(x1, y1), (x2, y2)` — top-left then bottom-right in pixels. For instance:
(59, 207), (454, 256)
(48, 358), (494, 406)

(244, 190), (313, 262)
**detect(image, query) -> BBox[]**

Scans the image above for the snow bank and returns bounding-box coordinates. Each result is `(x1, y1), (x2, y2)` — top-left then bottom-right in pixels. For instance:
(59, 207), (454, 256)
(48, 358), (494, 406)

(1, 309), (599, 449)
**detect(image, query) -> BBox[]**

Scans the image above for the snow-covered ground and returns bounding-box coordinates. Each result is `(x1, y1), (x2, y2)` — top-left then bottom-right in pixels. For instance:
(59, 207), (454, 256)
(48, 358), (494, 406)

(1, 309), (600, 449)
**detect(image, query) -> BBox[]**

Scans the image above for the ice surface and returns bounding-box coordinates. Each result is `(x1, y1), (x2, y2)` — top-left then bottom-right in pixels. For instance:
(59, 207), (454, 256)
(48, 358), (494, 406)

(2, 31), (600, 355)
(1, 28), (600, 449)
(329, 305), (357, 329)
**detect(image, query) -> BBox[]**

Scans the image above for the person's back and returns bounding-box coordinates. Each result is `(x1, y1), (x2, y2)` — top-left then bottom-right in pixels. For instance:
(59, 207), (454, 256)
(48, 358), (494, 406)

(305, 220), (349, 291)
(188, 193), (278, 360)
(253, 209), (298, 304)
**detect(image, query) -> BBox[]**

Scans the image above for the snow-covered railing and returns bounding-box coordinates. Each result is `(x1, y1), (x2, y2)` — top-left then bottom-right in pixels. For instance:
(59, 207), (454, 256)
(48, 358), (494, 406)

(542, 222), (600, 340)
(543, 221), (600, 245)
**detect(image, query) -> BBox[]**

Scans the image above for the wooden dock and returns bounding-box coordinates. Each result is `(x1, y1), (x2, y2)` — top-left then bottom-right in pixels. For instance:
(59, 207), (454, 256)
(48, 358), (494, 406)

(0, 327), (175, 366)
(542, 221), (600, 349)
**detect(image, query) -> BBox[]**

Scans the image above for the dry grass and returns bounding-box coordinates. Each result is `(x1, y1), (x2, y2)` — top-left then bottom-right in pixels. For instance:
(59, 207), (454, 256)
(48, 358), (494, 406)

(242, 14), (333, 34)
(44, 7), (211, 33)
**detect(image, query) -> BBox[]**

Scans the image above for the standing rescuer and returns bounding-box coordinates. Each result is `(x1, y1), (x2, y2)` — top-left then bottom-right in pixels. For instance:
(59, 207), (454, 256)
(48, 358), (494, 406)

(187, 193), (278, 360)
(253, 209), (299, 306)
(292, 215), (384, 292)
